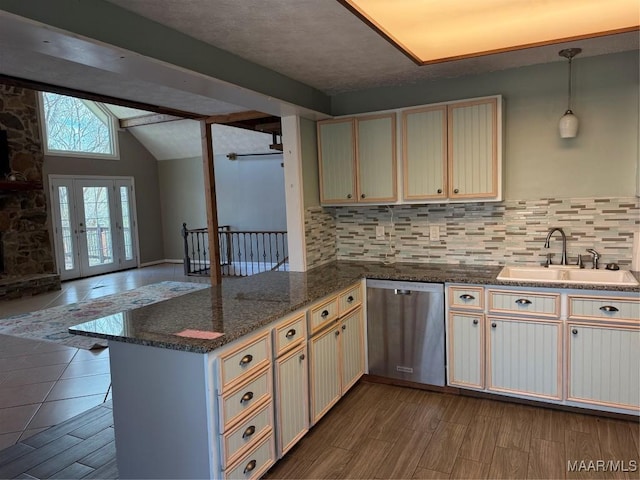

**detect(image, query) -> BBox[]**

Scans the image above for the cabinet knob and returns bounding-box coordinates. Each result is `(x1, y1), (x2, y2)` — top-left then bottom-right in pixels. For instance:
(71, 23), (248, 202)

(460, 294), (475, 301)
(285, 328), (296, 338)
(347, 295), (354, 303)
(240, 391), (254, 403)
(321, 310), (329, 318)
(599, 305), (619, 313)
(454, 188), (459, 194)
(342, 325), (346, 330)
(361, 193), (366, 199)
(335, 331), (340, 336)
(572, 329), (578, 335)
(473, 319), (479, 325)
(299, 354), (305, 361)
(242, 425), (256, 439)
(244, 460), (257, 474)
(437, 189), (442, 194)
(347, 193), (352, 199)
(515, 298), (532, 305)
(239, 354), (253, 366)
(491, 322), (497, 328)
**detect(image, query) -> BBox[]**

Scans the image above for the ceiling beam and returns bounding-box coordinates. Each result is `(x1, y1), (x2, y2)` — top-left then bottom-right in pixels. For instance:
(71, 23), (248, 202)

(0, 74), (204, 119)
(119, 114), (185, 128)
(205, 110), (272, 125)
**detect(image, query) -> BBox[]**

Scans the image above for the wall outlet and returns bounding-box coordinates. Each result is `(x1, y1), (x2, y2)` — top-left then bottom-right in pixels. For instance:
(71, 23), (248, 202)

(376, 225), (385, 240)
(429, 225), (440, 241)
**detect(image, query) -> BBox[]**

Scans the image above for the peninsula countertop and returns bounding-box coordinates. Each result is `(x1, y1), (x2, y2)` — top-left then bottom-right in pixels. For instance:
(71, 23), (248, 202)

(69, 260), (640, 354)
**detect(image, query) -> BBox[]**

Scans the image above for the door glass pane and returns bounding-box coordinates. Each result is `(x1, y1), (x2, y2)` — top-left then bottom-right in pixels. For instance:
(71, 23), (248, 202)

(58, 186), (75, 271)
(120, 186), (133, 261)
(82, 186), (113, 266)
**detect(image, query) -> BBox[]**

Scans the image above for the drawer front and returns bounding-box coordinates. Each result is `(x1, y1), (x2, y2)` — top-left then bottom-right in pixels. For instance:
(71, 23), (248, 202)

(488, 290), (560, 318)
(221, 368), (272, 431)
(223, 402), (273, 469)
(568, 296), (640, 323)
(225, 432), (275, 480)
(449, 286), (484, 311)
(309, 296), (339, 333)
(338, 283), (362, 315)
(274, 312), (306, 357)
(220, 332), (270, 392)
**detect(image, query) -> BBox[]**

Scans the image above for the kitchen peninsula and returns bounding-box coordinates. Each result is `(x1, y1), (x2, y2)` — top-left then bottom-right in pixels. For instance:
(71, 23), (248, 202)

(70, 261), (640, 479)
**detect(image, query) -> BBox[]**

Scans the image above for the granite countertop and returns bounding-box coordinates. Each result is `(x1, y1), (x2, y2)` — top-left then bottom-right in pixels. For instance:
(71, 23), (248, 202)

(69, 261), (640, 354)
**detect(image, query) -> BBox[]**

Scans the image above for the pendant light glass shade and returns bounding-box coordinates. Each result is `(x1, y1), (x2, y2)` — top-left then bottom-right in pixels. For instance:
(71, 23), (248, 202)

(559, 109), (579, 138)
(558, 48), (581, 139)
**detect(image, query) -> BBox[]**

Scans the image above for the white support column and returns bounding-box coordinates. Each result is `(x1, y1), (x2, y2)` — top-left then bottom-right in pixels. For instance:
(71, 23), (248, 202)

(281, 115), (307, 272)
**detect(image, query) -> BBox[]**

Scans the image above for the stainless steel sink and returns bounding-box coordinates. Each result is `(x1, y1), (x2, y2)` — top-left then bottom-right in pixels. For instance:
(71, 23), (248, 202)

(497, 266), (639, 286)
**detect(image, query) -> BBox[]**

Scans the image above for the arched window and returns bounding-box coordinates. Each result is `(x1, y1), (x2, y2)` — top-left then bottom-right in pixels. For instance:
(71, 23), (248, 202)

(40, 92), (119, 159)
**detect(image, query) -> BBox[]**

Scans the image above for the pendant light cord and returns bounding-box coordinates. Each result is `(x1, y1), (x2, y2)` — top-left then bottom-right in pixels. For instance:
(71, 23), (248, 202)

(567, 56), (573, 111)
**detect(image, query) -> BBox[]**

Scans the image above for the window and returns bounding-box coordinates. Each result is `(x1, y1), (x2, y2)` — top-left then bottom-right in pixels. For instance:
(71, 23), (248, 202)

(40, 92), (119, 159)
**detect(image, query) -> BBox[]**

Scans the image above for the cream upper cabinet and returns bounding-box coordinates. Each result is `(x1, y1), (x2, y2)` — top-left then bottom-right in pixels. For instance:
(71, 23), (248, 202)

(402, 105), (447, 200)
(356, 114), (397, 202)
(317, 118), (357, 203)
(317, 114), (396, 205)
(448, 98), (499, 199)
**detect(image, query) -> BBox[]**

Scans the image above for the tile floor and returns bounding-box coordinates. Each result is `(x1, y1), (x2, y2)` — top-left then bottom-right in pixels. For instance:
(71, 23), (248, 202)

(0, 263), (210, 451)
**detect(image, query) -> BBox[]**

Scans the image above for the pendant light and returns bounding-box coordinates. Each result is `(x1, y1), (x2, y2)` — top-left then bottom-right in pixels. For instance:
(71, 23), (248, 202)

(558, 48), (582, 138)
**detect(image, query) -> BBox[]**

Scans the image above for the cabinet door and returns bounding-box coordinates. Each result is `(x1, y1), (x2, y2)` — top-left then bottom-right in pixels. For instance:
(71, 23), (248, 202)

(356, 114), (397, 202)
(309, 325), (341, 425)
(448, 98), (498, 199)
(487, 318), (561, 400)
(568, 323), (640, 410)
(448, 312), (484, 389)
(275, 344), (308, 457)
(318, 119), (356, 204)
(402, 106), (447, 200)
(340, 307), (364, 394)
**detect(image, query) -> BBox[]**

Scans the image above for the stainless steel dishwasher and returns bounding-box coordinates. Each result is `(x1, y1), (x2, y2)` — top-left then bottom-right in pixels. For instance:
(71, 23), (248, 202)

(366, 279), (445, 386)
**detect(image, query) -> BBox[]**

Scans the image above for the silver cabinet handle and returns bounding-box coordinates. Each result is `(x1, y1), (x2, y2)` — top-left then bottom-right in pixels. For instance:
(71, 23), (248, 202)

(285, 329), (296, 338)
(244, 460), (257, 474)
(242, 425), (256, 438)
(600, 305), (619, 313)
(515, 298), (532, 305)
(321, 310), (329, 318)
(460, 294), (475, 301)
(239, 354), (253, 366)
(394, 289), (412, 295)
(473, 319), (479, 325)
(240, 391), (254, 403)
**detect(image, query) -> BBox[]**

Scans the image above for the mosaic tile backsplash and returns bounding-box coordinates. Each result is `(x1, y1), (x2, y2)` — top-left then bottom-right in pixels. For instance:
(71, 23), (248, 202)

(305, 197), (639, 269)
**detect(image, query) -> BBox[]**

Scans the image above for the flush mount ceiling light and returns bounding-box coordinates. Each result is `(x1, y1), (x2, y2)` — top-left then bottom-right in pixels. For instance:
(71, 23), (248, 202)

(338, 0), (639, 65)
(558, 47), (582, 139)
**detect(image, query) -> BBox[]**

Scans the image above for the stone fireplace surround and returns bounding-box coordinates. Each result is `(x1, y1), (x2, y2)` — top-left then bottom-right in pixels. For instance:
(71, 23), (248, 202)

(0, 84), (60, 300)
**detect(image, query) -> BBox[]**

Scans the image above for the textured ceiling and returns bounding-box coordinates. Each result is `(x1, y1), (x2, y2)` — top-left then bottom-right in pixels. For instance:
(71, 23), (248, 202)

(105, 0), (639, 95)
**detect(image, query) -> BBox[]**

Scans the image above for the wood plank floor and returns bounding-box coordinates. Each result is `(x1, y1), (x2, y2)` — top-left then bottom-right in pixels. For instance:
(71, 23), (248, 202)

(0, 381), (637, 479)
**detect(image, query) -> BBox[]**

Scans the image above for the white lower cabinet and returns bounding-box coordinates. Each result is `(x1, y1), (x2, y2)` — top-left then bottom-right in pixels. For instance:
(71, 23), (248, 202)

(487, 317), (562, 400)
(567, 322), (640, 410)
(447, 312), (484, 389)
(340, 308), (365, 394)
(274, 343), (308, 457)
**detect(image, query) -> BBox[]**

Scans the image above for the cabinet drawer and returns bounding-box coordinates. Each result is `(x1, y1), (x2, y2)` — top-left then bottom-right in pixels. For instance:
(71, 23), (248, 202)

(449, 286), (484, 311)
(222, 402), (273, 469)
(338, 283), (362, 315)
(219, 332), (270, 392)
(309, 296), (339, 334)
(273, 312), (306, 357)
(224, 432), (275, 480)
(568, 295), (640, 323)
(220, 367), (272, 431)
(488, 289), (560, 318)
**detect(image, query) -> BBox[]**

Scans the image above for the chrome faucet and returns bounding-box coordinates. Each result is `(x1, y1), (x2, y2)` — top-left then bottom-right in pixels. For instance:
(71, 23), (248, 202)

(586, 248), (600, 269)
(544, 227), (568, 265)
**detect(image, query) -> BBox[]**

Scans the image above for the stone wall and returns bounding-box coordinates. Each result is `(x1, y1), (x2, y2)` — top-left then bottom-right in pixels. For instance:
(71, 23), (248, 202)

(0, 85), (57, 278)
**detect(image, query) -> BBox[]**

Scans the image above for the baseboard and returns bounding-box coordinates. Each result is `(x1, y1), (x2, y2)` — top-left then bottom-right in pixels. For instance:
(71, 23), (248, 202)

(138, 259), (183, 267)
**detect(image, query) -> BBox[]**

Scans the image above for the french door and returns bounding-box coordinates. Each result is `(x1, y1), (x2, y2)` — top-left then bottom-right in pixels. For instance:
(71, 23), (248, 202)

(50, 176), (138, 280)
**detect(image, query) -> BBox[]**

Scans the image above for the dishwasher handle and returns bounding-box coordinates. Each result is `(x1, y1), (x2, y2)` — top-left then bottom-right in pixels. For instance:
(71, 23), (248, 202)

(394, 289), (412, 295)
